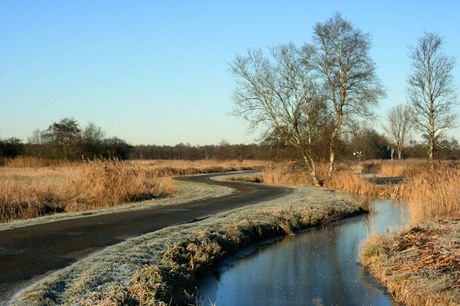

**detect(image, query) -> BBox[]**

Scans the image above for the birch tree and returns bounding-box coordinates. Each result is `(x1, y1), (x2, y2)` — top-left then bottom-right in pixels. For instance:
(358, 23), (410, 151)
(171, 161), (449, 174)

(231, 44), (328, 186)
(383, 104), (413, 160)
(312, 13), (385, 178)
(407, 32), (458, 167)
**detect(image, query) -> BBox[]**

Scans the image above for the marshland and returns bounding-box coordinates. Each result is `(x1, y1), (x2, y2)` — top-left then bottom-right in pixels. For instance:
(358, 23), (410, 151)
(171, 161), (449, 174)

(2, 4), (460, 306)
(1, 155), (459, 305)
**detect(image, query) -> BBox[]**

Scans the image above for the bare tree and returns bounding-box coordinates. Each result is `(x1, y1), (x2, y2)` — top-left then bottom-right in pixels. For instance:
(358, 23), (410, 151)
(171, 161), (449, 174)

(312, 13), (385, 178)
(231, 43), (328, 186)
(407, 32), (458, 167)
(383, 104), (413, 160)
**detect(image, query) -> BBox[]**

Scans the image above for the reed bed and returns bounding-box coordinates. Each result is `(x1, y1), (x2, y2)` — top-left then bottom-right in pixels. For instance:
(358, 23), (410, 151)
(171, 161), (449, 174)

(323, 172), (379, 197)
(262, 163), (311, 186)
(0, 160), (176, 222)
(261, 162), (389, 198)
(368, 159), (427, 177)
(0, 158), (266, 223)
(404, 165), (460, 224)
(136, 159), (267, 177)
(2, 156), (75, 168)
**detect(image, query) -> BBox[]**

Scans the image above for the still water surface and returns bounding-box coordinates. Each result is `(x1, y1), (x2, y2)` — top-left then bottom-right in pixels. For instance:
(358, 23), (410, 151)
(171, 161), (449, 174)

(199, 199), (408, 305)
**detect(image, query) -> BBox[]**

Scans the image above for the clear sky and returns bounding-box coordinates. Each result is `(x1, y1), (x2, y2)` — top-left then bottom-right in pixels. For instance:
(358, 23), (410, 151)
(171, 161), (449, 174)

(1, 0), (460, 145)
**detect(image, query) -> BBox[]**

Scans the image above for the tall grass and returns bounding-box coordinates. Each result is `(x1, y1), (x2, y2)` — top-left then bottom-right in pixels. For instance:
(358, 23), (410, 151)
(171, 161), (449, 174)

(323, 172), (379, 197)
(405, 165), (460, 224)
(3, 156), (73, 168)
(0, 158), (266, 222)
(262, 163), (311, 186)
(262, 162), (381, 198)
(0, 160), (176, 222)
(137, 159), (267, 177)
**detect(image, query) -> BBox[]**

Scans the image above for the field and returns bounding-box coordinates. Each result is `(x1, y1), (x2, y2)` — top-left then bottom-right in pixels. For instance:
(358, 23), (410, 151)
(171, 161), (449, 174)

(0, 158), (267, 223)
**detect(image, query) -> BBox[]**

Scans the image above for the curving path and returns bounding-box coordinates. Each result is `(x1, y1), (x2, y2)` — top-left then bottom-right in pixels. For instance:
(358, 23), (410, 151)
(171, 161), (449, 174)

(0, 173), (292, 304)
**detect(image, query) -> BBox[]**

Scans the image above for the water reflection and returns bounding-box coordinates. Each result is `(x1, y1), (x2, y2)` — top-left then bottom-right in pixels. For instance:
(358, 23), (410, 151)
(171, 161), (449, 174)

(199, 199), (407, 305)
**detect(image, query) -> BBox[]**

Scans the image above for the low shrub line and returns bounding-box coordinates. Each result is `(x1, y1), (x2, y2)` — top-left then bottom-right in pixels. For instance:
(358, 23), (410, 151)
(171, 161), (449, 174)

(11, 186), (366, 306)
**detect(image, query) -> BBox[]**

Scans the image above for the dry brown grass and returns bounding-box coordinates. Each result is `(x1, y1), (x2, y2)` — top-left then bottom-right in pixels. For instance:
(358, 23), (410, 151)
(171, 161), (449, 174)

(360, 161), (460, 306)
(136, 159), (267, 177)
(0, 160), (177, 222)
(0, 159), (265, 223)
(3, 156), (74, 168)
(261, 162), (386, 198)
(404, 165), (460, 224)
(323, 172), (378, 197)
(368, 159), (427, 177)
(361, 221), (460, 306)
(259, 160), (460, 209)
(262, 163), (311, 186)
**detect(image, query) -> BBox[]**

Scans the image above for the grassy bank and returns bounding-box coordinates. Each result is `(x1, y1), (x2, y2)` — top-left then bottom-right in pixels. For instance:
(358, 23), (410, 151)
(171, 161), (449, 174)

(11, 185), (366, 305)
(361, 220), (460, 305)
(360, 165), (460, 306)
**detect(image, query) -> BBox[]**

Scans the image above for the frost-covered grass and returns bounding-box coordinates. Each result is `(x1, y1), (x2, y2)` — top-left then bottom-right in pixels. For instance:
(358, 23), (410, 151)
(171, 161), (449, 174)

(11, 186), (365, 305)
(361, 220), (460, 306)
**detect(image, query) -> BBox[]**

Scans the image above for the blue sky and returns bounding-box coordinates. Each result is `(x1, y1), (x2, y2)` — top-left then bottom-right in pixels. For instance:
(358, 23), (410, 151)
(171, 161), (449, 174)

(1, 0), (459, 145)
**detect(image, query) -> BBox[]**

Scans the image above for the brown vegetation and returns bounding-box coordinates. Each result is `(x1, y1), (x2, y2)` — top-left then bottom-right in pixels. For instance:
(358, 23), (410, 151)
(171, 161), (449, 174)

(0, 160), (176, 222)
(360, 161), (460, 306)
(0, 158), (265, 223)
(361, 221), (460, 305)
(405, 165), (460, 224)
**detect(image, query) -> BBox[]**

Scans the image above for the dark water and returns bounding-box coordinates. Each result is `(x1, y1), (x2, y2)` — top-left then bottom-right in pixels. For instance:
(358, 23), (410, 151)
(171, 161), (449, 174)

(198, 199), (408, 305)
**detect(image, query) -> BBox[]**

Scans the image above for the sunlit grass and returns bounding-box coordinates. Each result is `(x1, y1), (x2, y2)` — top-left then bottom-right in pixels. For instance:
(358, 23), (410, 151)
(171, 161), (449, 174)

(360, 161), (460, 306)
(0, 160), (177, 222)
(405, 165), (460, 224)
(0, 158), (266, 223)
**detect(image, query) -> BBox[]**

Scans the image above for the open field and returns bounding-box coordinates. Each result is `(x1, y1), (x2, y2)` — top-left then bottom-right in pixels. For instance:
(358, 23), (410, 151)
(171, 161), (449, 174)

(0, 158), (267, 223)
(10, 180), (365, 305)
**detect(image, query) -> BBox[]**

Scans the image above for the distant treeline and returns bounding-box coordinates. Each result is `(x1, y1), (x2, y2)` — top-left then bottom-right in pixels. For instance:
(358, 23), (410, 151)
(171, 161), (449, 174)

(0, 118), (132, 162)
(1, 117), (459, 163)
(130, 143), (270, 160)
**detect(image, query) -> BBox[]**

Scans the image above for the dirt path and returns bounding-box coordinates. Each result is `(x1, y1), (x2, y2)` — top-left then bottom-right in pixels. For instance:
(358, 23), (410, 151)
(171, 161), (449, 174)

(0, 173), (292, 303)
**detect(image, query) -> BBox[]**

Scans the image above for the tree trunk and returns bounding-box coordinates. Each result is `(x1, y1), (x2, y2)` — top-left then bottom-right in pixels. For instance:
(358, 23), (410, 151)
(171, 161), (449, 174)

(397, 146), (402, 160)
(429, 133), (435, 170)
(328, 142), (335, 179)
(302, 154), (321, 187)
(328, 117), (342, 179)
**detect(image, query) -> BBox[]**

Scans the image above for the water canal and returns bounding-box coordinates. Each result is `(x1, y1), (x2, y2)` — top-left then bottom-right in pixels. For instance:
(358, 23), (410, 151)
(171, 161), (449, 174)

(199, 199), (408, 305)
